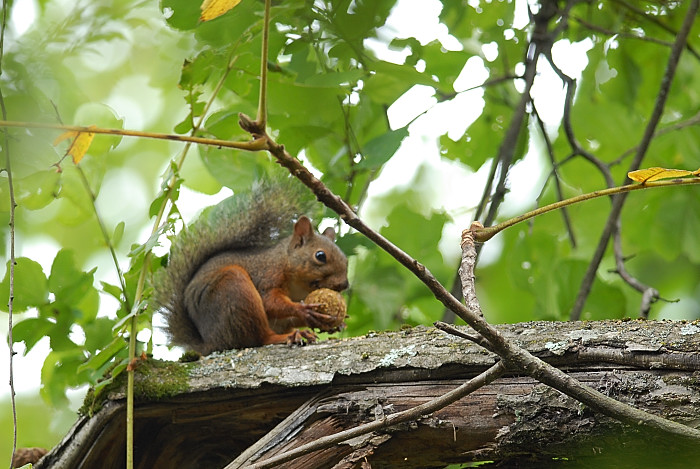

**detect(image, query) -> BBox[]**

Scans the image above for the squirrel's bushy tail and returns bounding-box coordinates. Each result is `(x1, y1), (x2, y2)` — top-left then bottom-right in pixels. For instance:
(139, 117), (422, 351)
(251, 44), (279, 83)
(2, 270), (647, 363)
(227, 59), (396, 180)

(151, 177), (313, 350)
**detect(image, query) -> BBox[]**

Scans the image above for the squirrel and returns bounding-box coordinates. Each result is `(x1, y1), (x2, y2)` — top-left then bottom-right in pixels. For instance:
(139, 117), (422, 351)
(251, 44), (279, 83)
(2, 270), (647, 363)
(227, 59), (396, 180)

(152, 178), (349, 355)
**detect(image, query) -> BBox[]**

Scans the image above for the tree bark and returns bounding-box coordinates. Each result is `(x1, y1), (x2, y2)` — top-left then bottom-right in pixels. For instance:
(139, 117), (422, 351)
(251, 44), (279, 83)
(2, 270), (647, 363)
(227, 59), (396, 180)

(36, 320), (700, 468)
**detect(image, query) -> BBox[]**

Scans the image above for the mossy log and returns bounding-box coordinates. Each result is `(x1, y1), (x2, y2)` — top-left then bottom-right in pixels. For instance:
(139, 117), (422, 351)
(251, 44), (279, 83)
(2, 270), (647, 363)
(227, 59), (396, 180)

(35, 320), (700, 468)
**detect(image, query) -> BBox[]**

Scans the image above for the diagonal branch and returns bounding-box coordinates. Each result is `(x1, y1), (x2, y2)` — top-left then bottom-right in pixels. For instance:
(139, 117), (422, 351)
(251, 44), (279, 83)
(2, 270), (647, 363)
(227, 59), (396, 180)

(569, 0), (699, 321)
(245, 117), (700, 444)
(234, 362), (507, 469)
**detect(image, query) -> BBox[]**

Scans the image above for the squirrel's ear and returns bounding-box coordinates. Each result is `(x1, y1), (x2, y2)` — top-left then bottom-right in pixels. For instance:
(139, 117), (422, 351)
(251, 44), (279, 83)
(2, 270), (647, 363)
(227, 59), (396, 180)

(292, 216), (314, 247)
(322, 227), (335, 241)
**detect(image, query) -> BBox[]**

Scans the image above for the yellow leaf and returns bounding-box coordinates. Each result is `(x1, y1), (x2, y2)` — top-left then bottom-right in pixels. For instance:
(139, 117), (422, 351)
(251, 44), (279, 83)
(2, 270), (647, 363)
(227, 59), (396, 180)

(53, 126), (96, 164)
(627, 167), (696, 183)
(200, 0), (242, 21)
(52, 130), (79, 146)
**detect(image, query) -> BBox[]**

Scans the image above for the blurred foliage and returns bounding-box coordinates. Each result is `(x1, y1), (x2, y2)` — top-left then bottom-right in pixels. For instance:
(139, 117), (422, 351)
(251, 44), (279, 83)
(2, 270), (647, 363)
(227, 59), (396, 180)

(1, 0), (699, 456)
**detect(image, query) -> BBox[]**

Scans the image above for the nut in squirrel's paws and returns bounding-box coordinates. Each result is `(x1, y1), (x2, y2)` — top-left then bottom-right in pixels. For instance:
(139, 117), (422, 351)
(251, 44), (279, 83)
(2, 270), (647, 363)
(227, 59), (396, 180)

(304, 288), (347, 333)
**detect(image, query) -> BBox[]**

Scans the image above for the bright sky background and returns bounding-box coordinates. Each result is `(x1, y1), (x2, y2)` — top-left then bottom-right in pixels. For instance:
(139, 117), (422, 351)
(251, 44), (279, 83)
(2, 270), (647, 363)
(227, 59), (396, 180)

(2, 0), (594, 400)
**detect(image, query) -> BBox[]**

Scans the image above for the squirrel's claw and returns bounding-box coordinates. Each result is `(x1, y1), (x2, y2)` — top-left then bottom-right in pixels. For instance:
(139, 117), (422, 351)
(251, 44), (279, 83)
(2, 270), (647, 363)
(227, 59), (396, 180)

(300, 303), (336, 329)
(285, 329), (317, 346)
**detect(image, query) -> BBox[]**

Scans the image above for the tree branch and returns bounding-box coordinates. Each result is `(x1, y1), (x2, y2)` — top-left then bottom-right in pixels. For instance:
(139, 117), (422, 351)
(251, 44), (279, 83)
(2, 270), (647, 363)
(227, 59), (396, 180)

(236, 362), (506, 469)
(611, 220), (659, 318)
(472, 178), (700, 242)
(0, 120), (268, 151)
(251, 126), (700, 446)
(531, 104), (577, 247)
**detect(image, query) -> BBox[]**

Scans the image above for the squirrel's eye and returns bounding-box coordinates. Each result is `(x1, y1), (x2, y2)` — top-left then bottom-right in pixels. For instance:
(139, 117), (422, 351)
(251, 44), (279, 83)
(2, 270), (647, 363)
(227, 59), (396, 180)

(315, 250), (327, 263)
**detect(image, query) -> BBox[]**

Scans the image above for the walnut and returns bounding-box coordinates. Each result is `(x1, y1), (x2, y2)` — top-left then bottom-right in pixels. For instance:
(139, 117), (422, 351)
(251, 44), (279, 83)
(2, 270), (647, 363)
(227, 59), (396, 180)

(305, 288), (347, 332)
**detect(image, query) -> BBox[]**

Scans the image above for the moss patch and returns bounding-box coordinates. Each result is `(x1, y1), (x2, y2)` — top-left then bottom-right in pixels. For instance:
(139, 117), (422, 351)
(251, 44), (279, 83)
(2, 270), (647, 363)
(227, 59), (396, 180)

(79, 359), (191, 417)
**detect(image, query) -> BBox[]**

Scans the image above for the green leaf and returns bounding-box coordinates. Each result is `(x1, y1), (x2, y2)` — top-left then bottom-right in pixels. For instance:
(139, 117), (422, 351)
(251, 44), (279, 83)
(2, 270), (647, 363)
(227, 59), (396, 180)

(40, 349), (89, 407)
(0, 257), (49, 312)
(303, 70), (365, 88)
(199, 147), (266, 192)
(83, 317), (120, 353)
(16, 170), (60, 210)
(100, 281), (124, 301)
(72, 102), (124, 155)
(48, 249), (97, 317)
(651, 190), (700, 263)
(161, 0), (201, 30)
(364, 61), (437, 104)
(78, 336), (127, 374)
(13, 317), (55, 353)
(112, 221), (125, 246)
(276, 125), (334, 157)
(359, 127), (409, 170)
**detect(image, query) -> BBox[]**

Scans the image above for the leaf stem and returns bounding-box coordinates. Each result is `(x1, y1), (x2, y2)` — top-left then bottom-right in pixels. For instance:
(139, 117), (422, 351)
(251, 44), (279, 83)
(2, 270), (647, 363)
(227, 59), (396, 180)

(473, 178), (700, 242)
(0, 0), (18, 466)
(76, 167), (131, 312)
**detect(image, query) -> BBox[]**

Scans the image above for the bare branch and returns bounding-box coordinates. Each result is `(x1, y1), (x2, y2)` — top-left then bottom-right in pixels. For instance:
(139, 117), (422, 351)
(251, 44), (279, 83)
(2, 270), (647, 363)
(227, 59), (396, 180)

(235, 362), (507, 469)
(611, 219), (659, 318)
(531, 104), (577, 247)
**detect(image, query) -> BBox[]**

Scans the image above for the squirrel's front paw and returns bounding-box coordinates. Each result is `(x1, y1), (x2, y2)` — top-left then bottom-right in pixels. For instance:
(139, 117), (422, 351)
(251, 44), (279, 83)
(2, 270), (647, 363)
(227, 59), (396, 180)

(285, 329), (317, 346)
(298, 303), (336, 329)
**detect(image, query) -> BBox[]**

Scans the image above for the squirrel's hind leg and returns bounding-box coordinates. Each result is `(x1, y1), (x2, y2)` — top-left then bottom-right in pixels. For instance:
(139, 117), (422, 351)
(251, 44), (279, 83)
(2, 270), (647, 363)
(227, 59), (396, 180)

(186, 265), (314, 353)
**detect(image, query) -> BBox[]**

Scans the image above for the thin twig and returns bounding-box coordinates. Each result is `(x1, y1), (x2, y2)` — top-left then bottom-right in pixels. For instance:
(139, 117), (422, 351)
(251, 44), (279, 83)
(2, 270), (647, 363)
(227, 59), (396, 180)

(76, 167), (131, 311)
(475, 47), (538, 225)
(0, 0), (18, 466)
(256, 0), (270, 129)
(434, 321), (494, 351)
(473, 178), (700, 242)
(611, 0), (700, 60)
(611, 219), (659, 318)
(531, 104), (576, 247)
(571, 15), (679, 50)
(0, 120), (267, 151)
(239, 362), (506, 469)
(610, 111), (700, 167)
(543, 45), (616, 188)
(569, 0), (699, 321)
